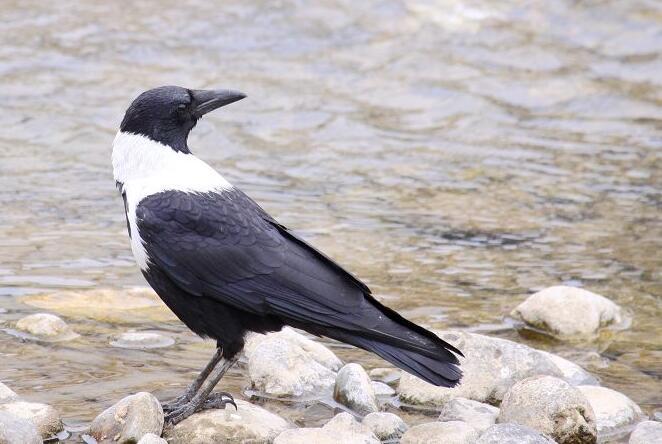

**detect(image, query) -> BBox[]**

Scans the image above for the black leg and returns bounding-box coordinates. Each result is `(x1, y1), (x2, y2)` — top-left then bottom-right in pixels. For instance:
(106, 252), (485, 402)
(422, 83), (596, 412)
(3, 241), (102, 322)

(165, 354), (239, 425)
(162, 347), (224, 413)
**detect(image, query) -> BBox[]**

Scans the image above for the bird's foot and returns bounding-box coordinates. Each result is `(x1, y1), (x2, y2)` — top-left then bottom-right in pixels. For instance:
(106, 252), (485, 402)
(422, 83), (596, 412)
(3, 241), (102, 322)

(161, 394), (191, 413)
(164, 392), (237, 426)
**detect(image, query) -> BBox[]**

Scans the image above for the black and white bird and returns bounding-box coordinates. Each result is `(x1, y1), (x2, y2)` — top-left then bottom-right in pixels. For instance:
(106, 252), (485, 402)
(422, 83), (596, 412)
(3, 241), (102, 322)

(112, 86), (462, 425)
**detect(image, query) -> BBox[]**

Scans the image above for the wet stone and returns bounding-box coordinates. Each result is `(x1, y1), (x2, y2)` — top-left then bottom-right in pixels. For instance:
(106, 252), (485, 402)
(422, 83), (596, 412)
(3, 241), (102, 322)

(401, 421), (479, 444)
(110, 331), (175, 349)
(89, 392), (164, 444)
(0, 401), (63, 438)
(578, 385), (643, 442)
(15, 313), (78, 341)
(362, 411), (408, 441)
(368, 367), (401, 385)
(371, 381), (396, 397)
(334, 363), (378, 415)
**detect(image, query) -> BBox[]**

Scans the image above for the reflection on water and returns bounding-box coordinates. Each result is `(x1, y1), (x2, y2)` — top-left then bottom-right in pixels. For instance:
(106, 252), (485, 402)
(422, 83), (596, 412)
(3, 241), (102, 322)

(0, 0), (660, 434)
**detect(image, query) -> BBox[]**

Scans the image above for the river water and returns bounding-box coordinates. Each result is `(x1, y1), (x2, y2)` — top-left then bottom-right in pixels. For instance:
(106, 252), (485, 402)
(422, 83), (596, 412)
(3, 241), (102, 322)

(0, 0), (660, 437)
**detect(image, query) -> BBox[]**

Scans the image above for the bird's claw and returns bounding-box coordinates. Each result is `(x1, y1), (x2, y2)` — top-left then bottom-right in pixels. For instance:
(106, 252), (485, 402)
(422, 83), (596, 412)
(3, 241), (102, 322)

(203, 392), (237, 410)
(164, 392), (237, 426)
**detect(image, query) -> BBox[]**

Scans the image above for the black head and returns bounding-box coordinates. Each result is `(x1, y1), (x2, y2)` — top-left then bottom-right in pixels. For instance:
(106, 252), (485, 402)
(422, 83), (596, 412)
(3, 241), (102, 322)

(120, 86), (246, 153)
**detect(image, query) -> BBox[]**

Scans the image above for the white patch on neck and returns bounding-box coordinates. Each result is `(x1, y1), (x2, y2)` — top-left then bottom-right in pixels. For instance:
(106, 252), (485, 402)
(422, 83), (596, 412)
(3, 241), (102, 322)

(112, 131), (233, 270)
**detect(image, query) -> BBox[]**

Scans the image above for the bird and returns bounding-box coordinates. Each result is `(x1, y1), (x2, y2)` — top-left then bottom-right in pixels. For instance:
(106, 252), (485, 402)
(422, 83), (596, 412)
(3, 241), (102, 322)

(112, 86), (462, 425)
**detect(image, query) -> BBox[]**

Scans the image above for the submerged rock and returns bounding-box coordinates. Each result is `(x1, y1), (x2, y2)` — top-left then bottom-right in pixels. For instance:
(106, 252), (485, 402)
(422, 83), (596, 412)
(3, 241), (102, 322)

(89, 392), (164, 444)
(166, 399), (291, 444)
(397, 331), (563, 406)
(578, 385), (643, 442)
(334, 363), (378, 415)
(401, 421), (478, 444)
(511, 286), (623, 337)
(274, 412), (378, 444)
(0, 382), (18, 403)
(498, 375), (597, 444)
(629, 421), (662, 444)
(438, 397), (499, 434)
(110, 331), (175, 349)
(0, 401), (63, 438)
(477, 423), (556, 444)
(248, 328), (342, 398)
(362, 412), (407, 441)
(15, 313), (78, 341)
(138, 433), (167, 444)
(0, 411), (41, 444)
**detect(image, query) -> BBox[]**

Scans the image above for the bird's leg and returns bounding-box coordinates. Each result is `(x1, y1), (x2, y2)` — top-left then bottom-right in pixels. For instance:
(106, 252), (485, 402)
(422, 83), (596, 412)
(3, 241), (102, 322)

(165, 354), (239, 426)
(162, 347), (224, 412)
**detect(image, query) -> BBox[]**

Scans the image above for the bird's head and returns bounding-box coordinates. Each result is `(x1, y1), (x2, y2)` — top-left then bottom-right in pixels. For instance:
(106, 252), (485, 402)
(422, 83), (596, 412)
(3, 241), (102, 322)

(119, 86), (246, 153)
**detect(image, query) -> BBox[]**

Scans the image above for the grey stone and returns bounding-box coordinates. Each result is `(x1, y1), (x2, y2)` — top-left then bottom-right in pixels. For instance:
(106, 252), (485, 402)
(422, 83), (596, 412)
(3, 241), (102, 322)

(334, 363), (378, 415)
(0, 401), (63, 438)
(498, 375), (597, 444)
(477, 423), (556, 444)
(438, 397), (499, 434)
(362, 412), (407, 441)
(248, 328), (342, 398)
(401, 421), (479, 444)
(371, 381), (396, 397)
(274, 412), (379, 444)
(15, 313), (78, 341)
(138, 433), (167, 444)
(578, 385), (643, 442)
(165, 399), (291, 444)
(629, 421), (662, 444)
(511, 286), (623, 337)
(89, 392), (164, 444)
(0, 411), (41, 444)
(368, 367), (400, 385)
(0, 382), (18, 404)
(397, 331), (563, 406)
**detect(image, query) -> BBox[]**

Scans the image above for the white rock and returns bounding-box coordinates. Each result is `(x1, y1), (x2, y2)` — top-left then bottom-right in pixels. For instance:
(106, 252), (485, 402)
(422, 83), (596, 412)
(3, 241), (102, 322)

(477, 423), (556, 444)
(15, 313), (78, 341)
(0, 401), (63, 438)
(274, 412), (379, 444)
(334, 363), (378, 415)
(0, 382), (18, 403)
(498, 375), (597, 444)
(397, 331), (563, 406)
(578, 385), (643, 441)
(89, 392), (164, 444)
(362, 412), (407, 441)
(438, 398), (499, 434)
(371, 381), (395, 397)
(166, 399), (291, 444)
(401, 421), (479, 444)
(248, 328), (342, 398)
(629, 420), (662, 444)
(138, 433), (167, 444)
(511, 286), (623, 337)
(540, 351), (599, 386)
(0, 411), (41, 444)
(110, 332), (175, 349)
(368, 367), (400, 384)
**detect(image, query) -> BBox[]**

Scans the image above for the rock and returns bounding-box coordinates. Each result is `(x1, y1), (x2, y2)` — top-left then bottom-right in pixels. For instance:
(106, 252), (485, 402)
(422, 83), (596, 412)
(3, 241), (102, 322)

(0, 401), (63, 438)
(138, 433), (168, 444)
(21, 287), (177, 324)
(540, 352), (599, 386)
(498, 375), (597, 444)
(0, 411), (42, 444)
(248, 328), (342, 398)
(15, 313), (78, 341)
(362, 412), (408, 441)
(110, 332), (175, 349)
(0, 382), (18, 403)
(510, 286), (623, 337)
(371, 381), (396, 397)
(401, 421), (478, 444)
(477, 423), (556, 444)
(438, 398), (499, 434)
(334, 363), (378, 415)
(368, 367), (400, 385)
(578, 385), (643, 441)
(166, 399), (291, 444)
(89, 392), (164, 444)
(397, 331), (563, 406)
(629, 421), (662, 444)
(275, 412), (379, 444)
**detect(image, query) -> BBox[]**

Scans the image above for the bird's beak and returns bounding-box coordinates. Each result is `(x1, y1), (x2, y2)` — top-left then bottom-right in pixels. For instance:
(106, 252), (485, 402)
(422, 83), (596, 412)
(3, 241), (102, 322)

(192, 89), (246, 118)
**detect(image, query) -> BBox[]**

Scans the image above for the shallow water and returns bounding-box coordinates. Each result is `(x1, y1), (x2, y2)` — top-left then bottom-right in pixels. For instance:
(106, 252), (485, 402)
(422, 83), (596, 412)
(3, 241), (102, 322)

(0, 0), (660, 438)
